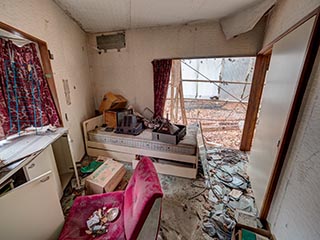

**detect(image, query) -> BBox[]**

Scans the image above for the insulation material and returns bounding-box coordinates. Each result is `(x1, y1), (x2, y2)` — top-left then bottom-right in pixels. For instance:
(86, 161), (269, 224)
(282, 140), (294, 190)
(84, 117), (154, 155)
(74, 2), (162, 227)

(220, 0), (276, 40)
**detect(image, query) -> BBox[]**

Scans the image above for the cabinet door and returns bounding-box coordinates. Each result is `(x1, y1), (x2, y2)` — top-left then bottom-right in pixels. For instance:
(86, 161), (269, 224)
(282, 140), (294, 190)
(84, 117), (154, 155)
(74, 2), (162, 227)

(0, 171), (64, 240)
(248, 16), (316, 211)
(24, 145), (63, 198)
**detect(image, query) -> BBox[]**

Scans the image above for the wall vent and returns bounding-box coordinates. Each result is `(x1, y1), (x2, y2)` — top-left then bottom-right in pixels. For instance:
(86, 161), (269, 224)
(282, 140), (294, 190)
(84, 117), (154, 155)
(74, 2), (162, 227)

(96, 32), (125, 52)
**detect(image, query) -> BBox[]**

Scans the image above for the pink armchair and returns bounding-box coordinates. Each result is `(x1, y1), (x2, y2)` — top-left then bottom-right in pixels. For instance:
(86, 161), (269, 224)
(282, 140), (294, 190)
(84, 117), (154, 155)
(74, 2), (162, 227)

(59, 157), (163, 240)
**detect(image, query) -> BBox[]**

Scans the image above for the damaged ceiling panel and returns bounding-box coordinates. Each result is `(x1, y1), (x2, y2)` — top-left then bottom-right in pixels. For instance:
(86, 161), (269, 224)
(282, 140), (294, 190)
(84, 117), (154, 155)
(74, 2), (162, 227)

(54, 0), (263, 33)
(220, 0), (276, 39)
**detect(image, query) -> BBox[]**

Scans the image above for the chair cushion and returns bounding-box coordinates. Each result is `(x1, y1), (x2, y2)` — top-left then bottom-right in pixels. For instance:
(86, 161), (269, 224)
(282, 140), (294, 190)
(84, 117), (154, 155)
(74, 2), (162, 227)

(123, 157), (163, 240)
(59, 191), (125, 240)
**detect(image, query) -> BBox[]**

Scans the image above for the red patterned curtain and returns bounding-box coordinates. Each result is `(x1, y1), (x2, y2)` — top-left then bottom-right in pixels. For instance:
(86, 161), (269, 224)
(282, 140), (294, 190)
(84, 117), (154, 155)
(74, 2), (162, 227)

(152, 59), (172, 118)
(0, 39), (60, 138)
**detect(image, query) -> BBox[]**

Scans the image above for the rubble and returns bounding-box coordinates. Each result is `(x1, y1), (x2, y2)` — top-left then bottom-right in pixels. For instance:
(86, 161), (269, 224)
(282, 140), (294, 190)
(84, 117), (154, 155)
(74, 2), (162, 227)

(164, 100), (247, 149)
(61, 147), (260, 240)
(200, 147), (262, 240)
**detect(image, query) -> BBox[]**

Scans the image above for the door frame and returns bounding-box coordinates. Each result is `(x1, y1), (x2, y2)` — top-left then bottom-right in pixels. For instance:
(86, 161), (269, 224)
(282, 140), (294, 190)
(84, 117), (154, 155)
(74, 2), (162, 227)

(255, 8), (320, 220)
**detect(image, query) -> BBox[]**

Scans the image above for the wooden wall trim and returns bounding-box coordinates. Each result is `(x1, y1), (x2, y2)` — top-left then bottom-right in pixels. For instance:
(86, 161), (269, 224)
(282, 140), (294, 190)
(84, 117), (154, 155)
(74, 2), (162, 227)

(240, 54), (270, 151)
(0, 21), (62, 124)
(37, 42), (62, 121)
(259, 10), (320, 220)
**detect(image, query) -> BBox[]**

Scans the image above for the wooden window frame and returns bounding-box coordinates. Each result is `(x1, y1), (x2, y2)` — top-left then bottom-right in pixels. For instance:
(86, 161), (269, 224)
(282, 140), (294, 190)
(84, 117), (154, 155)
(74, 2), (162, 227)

(0, 21), (62, 124)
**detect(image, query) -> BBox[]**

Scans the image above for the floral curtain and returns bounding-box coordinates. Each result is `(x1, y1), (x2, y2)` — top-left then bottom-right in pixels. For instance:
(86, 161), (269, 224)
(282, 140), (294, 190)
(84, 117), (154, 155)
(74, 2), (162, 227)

(152, 59), (172, 118)
(0, 39), (60, 138)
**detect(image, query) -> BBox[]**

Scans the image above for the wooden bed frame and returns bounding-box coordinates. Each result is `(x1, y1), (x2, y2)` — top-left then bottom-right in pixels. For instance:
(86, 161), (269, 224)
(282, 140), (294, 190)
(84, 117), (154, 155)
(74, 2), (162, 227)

(83, 115), (199, 178)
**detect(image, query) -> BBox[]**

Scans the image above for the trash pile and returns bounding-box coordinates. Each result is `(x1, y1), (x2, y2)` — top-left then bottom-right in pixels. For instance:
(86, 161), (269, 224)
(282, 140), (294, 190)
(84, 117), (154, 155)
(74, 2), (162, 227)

(201, 148), (262, 239)
(85, 207), (120, 237)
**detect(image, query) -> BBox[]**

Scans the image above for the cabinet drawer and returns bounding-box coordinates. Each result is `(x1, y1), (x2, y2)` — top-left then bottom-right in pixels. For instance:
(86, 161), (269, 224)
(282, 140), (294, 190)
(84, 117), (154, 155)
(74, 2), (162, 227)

(24, 146), (52, 180)
(23, 145), (63, 198)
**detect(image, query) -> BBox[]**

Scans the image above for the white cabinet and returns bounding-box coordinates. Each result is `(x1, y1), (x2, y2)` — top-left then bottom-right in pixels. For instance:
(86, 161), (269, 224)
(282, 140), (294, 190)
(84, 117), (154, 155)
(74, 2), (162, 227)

(248, 16), (316, 211)
(0, 171), (64, 240)
(0, 129), (80, 240)
(23, 145), (63, 199)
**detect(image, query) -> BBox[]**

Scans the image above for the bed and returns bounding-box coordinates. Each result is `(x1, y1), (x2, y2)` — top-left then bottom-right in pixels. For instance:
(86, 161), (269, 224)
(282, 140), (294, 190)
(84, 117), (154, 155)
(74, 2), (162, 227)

(83, 115), (199, 178)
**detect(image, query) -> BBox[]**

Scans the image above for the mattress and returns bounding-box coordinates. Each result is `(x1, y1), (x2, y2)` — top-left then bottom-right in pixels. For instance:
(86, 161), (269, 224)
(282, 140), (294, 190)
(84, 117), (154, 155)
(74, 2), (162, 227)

(88, 124), (198, 156)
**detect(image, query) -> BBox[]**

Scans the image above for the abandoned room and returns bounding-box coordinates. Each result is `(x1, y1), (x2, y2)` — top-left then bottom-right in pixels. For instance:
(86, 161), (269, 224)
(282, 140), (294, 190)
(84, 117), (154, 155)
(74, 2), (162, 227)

(0, 0), (319, 239)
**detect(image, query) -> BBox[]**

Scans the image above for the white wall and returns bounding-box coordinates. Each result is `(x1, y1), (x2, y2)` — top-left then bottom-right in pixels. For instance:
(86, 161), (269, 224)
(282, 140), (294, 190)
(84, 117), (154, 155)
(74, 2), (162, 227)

(0, 0), (95, 162)
(263, 0), (320, 46)
(88, 20), (265, 113)
(261, 0), (320, 239)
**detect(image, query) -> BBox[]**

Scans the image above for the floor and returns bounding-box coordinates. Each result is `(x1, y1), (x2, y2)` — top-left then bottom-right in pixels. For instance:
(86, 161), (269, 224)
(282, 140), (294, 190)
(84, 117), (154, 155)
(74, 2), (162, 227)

(164, 100), (247, 149)
(61, 145), (260, 240)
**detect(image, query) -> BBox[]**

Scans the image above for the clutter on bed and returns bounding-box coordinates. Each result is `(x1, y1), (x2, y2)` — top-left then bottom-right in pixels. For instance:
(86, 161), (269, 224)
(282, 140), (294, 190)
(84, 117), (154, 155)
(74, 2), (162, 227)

(83, 115), (199, 178)
(83, 92), (199, 178)
(99, 92), (127, 113)
(104, 109), (130, 128)
(152, 118), (186, 144)
(115, 114), (144, 135)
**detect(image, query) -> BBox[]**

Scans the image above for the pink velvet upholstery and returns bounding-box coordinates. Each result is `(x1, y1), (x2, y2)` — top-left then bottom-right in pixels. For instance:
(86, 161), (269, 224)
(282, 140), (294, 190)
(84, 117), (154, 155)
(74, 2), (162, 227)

(58, 191), (125, 240)
(124, 156), (163, 239)
(59, 157), (163, 240)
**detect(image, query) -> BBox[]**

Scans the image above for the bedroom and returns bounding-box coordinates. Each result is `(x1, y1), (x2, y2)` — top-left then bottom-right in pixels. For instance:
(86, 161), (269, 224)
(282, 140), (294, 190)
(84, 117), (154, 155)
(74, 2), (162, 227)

(0, 0), (319, 239)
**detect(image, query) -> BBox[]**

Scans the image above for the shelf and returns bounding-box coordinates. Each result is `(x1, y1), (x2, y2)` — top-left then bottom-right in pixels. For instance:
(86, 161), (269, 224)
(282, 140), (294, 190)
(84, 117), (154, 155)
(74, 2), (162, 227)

(60, 172), (73, 191)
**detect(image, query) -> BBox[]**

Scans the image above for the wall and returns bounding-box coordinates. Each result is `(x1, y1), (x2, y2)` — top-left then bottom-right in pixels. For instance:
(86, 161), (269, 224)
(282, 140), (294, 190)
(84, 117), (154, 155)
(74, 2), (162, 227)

(263, 0), (320, 46)
(261, 0), (320, 239)
(0, 0), (95, 162)
(88, 20), (266, 113)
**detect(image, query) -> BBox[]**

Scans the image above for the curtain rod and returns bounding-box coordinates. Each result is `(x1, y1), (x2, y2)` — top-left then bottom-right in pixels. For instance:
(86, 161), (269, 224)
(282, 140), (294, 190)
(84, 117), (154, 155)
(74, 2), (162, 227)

(0, 35), (29, 41)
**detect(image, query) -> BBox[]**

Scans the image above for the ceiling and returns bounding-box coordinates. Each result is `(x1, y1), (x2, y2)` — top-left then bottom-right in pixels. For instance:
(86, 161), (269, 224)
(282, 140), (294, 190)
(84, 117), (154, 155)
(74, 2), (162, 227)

(54, 0), (263, 33)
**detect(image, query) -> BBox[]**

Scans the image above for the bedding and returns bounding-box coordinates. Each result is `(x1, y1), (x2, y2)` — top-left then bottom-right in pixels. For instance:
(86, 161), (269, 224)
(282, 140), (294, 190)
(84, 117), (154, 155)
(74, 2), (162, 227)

(88, 124), (198, 156)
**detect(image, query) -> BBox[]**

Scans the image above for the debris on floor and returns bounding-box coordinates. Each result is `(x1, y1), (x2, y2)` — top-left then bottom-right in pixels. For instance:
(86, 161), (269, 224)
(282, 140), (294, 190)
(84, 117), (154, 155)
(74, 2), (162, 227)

(61, 147), (262, 240)
(164, 100), (247, 149)
(199, 147), (263, 239)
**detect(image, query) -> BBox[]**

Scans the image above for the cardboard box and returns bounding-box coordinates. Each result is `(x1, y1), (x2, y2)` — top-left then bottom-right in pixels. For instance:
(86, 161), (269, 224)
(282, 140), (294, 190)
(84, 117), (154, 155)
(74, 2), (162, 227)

(99, 92), (127, 113)
(85, 156), (126, 194)
(231, 223), (274, 240)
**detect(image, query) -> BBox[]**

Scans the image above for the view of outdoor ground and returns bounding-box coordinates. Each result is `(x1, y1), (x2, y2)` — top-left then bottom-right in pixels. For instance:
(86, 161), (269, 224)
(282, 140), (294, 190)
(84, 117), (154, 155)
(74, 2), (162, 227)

(165, 57), (255, 149)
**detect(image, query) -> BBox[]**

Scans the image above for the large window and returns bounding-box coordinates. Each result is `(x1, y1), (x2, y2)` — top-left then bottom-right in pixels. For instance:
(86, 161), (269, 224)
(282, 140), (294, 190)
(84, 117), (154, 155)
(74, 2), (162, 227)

(165, 57), (256, 149)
